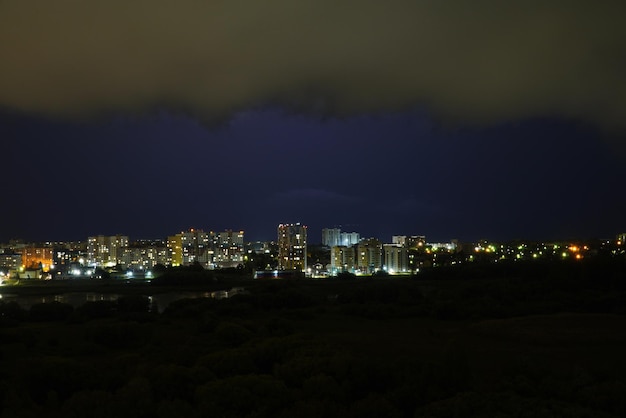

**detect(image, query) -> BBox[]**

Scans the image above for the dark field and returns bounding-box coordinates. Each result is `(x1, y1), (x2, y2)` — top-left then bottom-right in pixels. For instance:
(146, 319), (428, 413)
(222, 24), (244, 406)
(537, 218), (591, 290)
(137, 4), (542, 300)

(1, 259), (625, 417)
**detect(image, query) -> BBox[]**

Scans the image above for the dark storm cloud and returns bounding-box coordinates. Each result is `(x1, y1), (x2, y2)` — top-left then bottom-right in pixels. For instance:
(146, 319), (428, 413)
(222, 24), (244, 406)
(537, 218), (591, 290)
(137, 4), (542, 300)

(1, 0), (625, 129)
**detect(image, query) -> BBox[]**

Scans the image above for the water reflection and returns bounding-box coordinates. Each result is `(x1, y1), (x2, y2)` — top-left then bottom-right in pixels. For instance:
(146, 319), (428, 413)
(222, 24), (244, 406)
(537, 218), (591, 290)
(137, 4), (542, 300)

(0, 287), (245, 313)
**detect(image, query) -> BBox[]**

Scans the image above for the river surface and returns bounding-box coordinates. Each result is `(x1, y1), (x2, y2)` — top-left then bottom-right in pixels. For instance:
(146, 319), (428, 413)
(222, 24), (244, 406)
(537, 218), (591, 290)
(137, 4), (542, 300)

(0, 288), (245, 313)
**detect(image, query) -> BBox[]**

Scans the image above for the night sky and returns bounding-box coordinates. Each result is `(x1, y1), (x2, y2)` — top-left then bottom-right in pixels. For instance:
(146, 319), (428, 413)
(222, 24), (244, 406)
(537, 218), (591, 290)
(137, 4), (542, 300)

(1, 0), (625, 244)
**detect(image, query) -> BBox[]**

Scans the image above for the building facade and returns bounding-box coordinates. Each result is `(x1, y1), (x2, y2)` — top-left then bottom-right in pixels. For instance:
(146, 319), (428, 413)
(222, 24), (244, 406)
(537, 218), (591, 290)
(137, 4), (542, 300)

(330, 245), (356, 274)
(356, 238), (382, 273)
(120, 241), (168, 270)
(322, 228), (341, 247)
(86, 235), (129, 267)
(20, 246), (54, 271)
(167, 229), (245, 269)
(278, 223), (307, 271)
(384, 244), (409, 273)
(340, 232), (360, 246)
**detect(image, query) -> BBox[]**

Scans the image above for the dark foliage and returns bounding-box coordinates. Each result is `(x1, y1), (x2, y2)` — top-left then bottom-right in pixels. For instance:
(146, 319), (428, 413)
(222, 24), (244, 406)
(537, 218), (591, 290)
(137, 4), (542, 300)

(29, 302), (74, 322)
(1, 259), (625, 416)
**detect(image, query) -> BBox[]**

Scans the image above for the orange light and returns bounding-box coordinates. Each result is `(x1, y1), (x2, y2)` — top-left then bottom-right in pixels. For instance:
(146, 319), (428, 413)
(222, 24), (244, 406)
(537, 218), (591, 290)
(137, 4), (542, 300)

(575, 254), (583, 260)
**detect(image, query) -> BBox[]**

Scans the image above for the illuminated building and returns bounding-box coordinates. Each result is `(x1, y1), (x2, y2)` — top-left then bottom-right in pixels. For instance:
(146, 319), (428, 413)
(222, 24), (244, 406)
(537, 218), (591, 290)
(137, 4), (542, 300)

(215, 230), (245, 268)
(86, 235), (129, 267)
(20, 246), (54, 271)
(167, 229), (209, 267)
(278, 223), (307, 271)
(356, 238), (382, 273)
(383, 244), (409, 274)
(167, 229), (245, 268)
(392, 235), (426, 248)
(330, 245), (355, 274)
(120, 240), (168, 270)
(0, 252), (22, 271)
(340, 232), (360, 246)
(322, 228), (341, 247)
(322, 228), (360, 247)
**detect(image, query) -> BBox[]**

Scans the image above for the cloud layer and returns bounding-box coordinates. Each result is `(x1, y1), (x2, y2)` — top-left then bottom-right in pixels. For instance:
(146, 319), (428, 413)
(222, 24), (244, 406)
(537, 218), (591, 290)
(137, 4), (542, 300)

(1, 0), (624, 128)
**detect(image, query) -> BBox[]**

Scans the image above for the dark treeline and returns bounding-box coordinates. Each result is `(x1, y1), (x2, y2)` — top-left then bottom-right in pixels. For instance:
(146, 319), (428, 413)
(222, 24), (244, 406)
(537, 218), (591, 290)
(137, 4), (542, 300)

(1, 259), (625, 417)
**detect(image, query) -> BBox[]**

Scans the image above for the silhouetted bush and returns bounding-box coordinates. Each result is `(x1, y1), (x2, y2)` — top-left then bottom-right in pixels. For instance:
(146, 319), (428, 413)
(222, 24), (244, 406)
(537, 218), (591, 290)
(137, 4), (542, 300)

(77, 300), (117, 319)
(116, 295), (151, 313)
(163, 297), (217, 318)
(151, 269), (216, 286)
(195, 375), (291, 417)
(85, 322), (152, 349)
(196, 349), (258, 378)
(0, 300), (26, 323)
(29, 302), (74, 322)
(215, 321), (253, 347)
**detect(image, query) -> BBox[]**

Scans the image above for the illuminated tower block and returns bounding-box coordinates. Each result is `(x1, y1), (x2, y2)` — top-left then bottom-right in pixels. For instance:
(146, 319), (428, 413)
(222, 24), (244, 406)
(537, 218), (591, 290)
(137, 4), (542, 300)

(278, 223), (307, 271)
(322, 228), (341, 247)
(86, 235), (129, 267)
(330, 245), (355, 274)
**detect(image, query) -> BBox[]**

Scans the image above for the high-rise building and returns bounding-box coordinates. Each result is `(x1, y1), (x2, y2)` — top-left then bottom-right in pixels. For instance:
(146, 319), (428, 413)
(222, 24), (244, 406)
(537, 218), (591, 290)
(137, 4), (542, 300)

(330, 245), (356, 274)
(322, 228), (341, 247)
(278, 223), (307, 271)
(340, 232), (360, 246)
(323, 228), (360, 247)
(167, 229), (210, 267)
(120, 240), (168, 270)
(392, 235), (426, 248)
(86, 235), (129, 267)
(356, 238), (382, 273)
(167, 229), (245, 269)
(0, 252), (22, 271)
(384, 243), (409, 274)
(215, 230), (245, 268)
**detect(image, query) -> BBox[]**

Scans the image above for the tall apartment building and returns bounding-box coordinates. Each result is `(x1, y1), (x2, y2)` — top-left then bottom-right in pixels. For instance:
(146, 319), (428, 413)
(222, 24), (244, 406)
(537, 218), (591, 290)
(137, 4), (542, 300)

(167, 229), (245, 268)
(322, 228), (341, 247)
(340, 232), (360, 246)
(322, 228), (360, 247)
(20, 246), (55, 271)
(86, 235), (129, 267)
(119, 241), (168, 270)
(356, 238), (382, 273)
(278, 223), (307, 271)
(215, 230), (245, 268)
(330, 245), (356, 274)
(392, 235), (426, 249)
(167, 229), (210, 267)
(383, 244), (409, 273)
(0, 251), (22, 272)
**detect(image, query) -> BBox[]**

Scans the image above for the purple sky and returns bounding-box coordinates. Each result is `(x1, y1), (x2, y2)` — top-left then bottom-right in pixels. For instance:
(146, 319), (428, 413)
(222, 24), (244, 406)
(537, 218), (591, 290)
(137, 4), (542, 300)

(1, 1), (625, 243)
(2, 108), (623, 244)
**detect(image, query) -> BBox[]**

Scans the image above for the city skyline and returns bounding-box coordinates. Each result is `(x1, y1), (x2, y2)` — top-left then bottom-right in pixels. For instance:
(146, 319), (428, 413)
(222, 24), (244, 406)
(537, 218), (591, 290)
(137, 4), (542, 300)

(2, 2), (625, 244)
